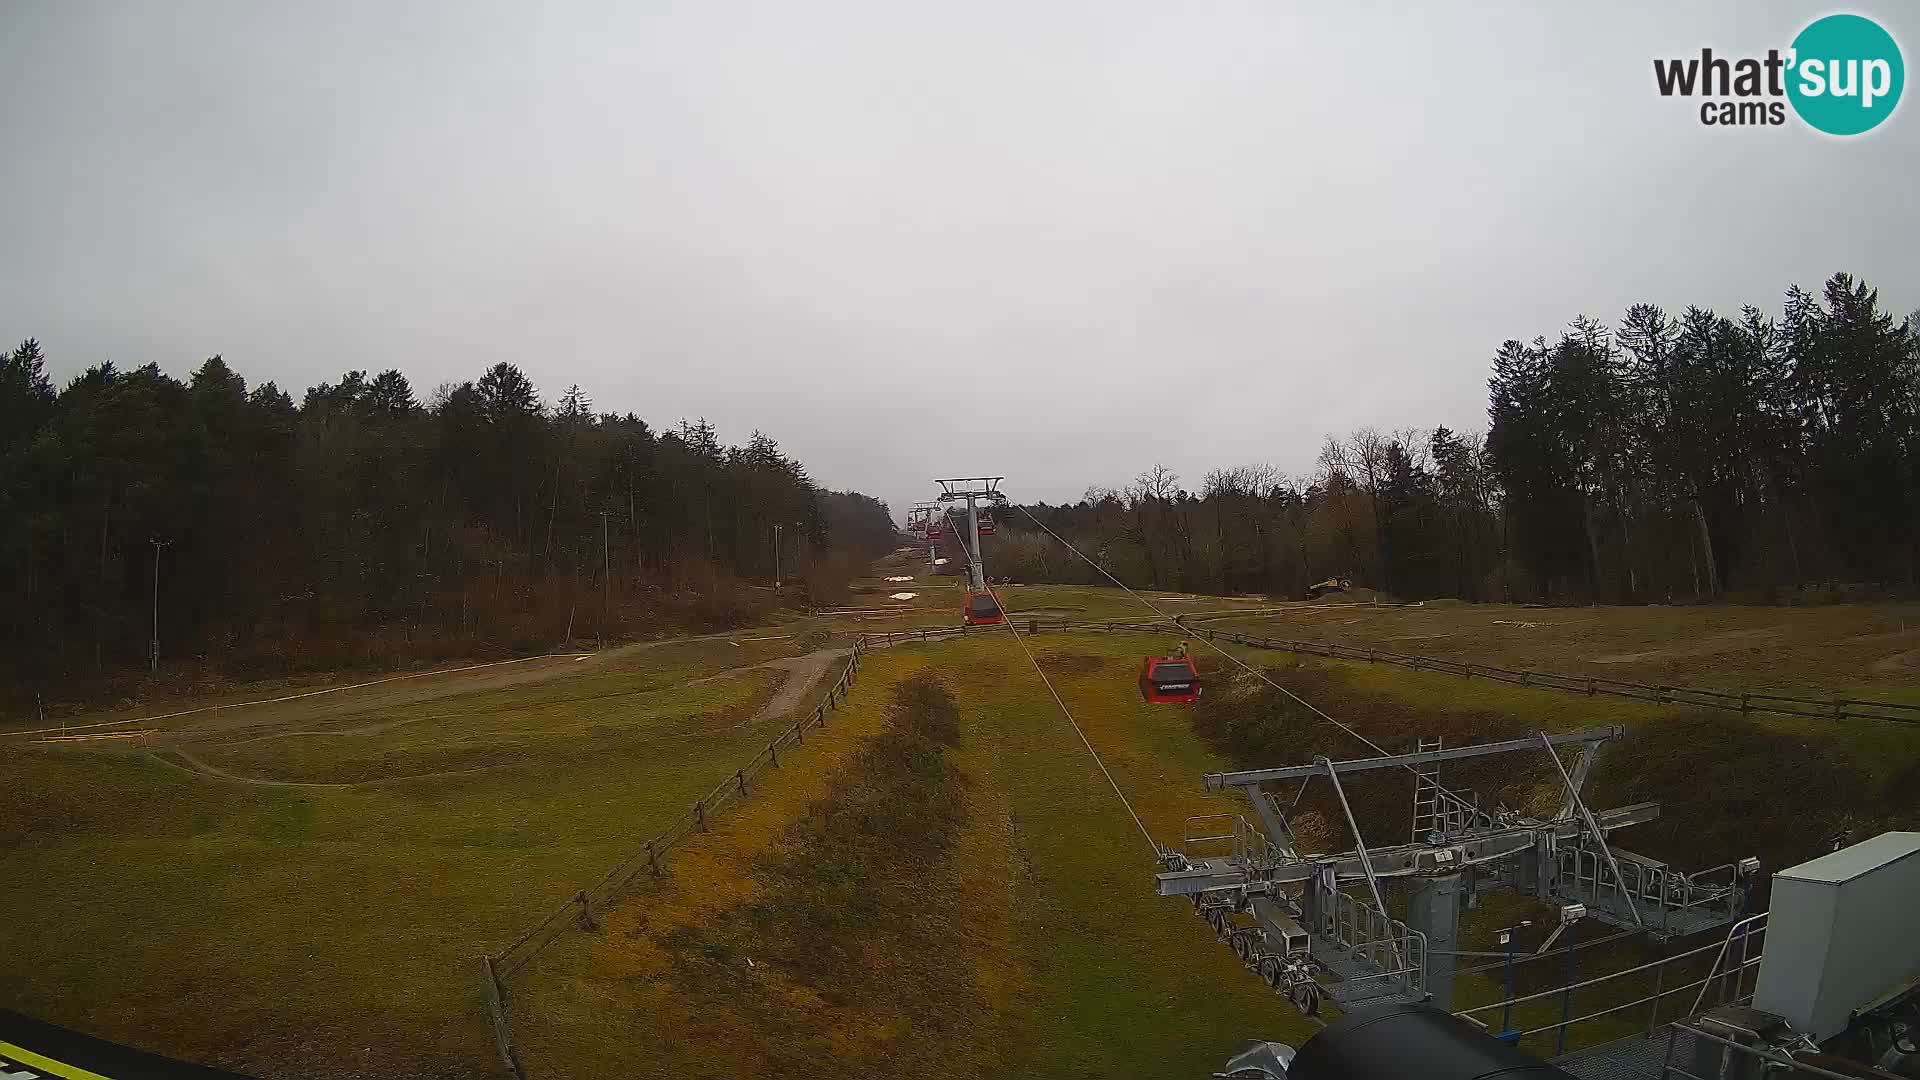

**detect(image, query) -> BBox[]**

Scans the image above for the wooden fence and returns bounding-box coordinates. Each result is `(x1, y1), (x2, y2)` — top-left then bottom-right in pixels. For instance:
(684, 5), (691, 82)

(983, 615), (1920, 726)
(480, 636), (882, 1078)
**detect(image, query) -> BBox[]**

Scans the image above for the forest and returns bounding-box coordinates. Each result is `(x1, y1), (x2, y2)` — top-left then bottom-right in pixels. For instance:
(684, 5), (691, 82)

(0, 351), (895, 712)
(995, 273), (1920, 604)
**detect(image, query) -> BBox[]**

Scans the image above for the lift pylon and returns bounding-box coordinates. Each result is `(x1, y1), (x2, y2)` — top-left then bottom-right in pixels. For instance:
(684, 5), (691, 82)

(934, 477), (1003, 590)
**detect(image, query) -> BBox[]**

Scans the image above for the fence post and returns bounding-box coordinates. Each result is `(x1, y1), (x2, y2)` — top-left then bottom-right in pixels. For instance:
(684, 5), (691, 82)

(1833, 695), (1845, 720)
(1030, 618), (1038, 634)
(737, 768), (749, 795)
(1366, 648), (1376, 663)
(575, 890), (598, 931)
(1657, 685), (1671, 705)
(481, 955), (525, 1079)
(696, 800), (707, 832)
(1521, 671), (1531, 688)
(648, 840), (662, 877)
(794, 720), (804, 745)
(1587, 677), (1596, 696)
(770, 740), (781, 768)
(816, 704), (826, 728)
(1740, 693), (1750, 713)
(1466, 664), (1475, 679)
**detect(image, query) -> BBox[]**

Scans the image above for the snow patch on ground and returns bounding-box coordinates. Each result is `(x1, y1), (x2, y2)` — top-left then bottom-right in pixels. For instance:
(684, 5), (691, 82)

(890, 592), (918, 600)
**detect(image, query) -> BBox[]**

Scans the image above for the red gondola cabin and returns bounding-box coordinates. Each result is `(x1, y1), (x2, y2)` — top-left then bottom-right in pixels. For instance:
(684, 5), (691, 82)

(1139, 655), (1201, 703)
(977, 511), (996, 535)
(963, 590), (1004, 626)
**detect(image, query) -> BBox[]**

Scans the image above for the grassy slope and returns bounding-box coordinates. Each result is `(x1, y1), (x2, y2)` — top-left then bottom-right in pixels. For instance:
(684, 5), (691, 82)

(1200, 598), (1920, 699)
(0, 656), (811, 1079)
(7, 571), (1917, 1077)
(949, 632), (1317, 1075)
(516, 635), (1314, 1079)
(511, 651), (930, 1079)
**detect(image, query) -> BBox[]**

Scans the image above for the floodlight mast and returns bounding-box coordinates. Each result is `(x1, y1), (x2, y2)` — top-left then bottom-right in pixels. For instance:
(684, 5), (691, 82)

(935, 477), (1004, 591)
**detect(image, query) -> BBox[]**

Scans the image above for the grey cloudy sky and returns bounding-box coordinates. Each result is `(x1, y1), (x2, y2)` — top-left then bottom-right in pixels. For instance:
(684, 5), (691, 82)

(3, 2), (1914, 516)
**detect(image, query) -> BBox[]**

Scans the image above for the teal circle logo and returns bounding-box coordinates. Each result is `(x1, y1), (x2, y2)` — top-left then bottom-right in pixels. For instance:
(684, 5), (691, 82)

(1787, 14), (1904, 135)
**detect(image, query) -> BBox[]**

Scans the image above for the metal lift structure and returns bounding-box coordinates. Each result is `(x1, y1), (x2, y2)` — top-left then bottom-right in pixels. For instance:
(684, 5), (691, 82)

(1156, 728), (1763, 1016)
(935, 476), (1003, 585)
(908, 501), (941, 574)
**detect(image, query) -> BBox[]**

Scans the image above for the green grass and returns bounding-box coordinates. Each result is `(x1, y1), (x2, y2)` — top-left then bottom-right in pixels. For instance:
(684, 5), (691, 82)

(195, 665), (781, 784)
(0, 651), (823, 1079)
(1200, 598), (1920, 699)
(9, 578), (1920, 1077)
(513, 633), (1311, 1078)
(944, 633), (1319, 1075)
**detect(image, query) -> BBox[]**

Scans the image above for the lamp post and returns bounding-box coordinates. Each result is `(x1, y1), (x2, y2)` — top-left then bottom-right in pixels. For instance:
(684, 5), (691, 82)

(1496, 920), (1533, 1043)
(149, 537), (169, 675)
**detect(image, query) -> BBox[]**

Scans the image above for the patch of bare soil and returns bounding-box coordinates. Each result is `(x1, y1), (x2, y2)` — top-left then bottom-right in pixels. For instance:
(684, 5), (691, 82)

(1872, 647), (1920, 672)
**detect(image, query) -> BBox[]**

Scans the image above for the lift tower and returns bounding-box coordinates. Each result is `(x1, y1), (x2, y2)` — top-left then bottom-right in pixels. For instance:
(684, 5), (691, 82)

(935, 477), (1003, 589)
(910, 501), (941, 574)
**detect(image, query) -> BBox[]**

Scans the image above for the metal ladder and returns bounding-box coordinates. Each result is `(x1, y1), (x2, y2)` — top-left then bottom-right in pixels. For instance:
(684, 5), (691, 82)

(1412, 736), (1444, 842)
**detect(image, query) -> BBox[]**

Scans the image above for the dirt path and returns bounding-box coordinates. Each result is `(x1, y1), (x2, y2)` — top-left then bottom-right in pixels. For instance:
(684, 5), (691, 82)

(5, 630), (777, 745)
(132, 645), (849, 789)
(686, 648), (850, 724)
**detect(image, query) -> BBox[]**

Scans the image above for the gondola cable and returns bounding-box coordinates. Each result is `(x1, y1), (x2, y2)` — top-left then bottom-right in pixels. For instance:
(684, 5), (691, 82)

(1011, 504), (1483, 805)
(981, 579), (1161, 856)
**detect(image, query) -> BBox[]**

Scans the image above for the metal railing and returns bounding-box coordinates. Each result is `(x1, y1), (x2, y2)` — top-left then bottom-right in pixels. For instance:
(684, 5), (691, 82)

(1456, 914), (1767, 1054)
(1323, 886), (1427, 998)
(1183, 813), (1286, 870)
(1657, 1019), (1851, 1080)
(1552, 843), (1745, 933)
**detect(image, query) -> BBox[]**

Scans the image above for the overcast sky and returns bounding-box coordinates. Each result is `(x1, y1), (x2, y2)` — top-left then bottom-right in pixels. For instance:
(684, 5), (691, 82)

(3, 2), (1914, 516)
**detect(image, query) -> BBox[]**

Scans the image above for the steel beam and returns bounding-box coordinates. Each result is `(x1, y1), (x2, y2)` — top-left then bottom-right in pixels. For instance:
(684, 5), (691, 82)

(1319, 755), (1391, 919)
(1204, 726), (1625, 790)
(1246, 783), (1301, 860)
(1153, 802), (1659, 897)
(1537, 730), (1644, 928)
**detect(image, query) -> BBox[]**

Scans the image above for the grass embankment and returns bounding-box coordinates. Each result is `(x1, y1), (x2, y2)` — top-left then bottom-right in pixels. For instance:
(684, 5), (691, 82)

(1191, 644), (1920, 868)
(1198, 599), (1920, 700)
(950, 633), (1316, 1075)
(512, 653), (959, 1079)
(0, 645), (830, 1080)
(517, 634), (1314, 1078)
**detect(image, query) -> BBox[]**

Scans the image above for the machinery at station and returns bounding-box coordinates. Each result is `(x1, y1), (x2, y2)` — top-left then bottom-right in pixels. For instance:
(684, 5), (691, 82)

(1212, 833), (1920, 1080)
(1158, 728), (1762, 1015)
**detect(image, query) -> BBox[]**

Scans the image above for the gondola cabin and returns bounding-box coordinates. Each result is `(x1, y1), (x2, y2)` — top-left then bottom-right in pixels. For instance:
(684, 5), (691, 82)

(963, 590), (1004, 626)
(977, 511), (996, 535)
(1139, 655), (1201, 703)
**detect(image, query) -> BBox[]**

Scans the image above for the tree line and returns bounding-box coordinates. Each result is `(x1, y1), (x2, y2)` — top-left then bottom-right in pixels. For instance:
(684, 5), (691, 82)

(993, 273), (1919, 603)
(0, 348), (894, 710)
